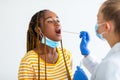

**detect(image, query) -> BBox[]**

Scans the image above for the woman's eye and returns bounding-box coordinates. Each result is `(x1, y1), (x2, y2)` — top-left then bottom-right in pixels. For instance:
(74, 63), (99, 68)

(57, 19), (60, 23)
(46, 18), (60, 24)
(47, 20), (54, 23)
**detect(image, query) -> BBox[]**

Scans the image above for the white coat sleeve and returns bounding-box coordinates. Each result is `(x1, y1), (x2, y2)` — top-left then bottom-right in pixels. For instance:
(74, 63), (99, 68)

(82, 55), (99, 74)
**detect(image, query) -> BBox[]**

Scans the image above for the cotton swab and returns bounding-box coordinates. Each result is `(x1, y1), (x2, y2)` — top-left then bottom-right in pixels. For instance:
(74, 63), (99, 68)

(62, 30), (79, 34)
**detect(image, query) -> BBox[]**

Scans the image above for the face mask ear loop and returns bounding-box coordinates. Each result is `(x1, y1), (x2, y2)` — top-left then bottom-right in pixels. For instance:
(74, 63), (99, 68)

(101, 32), (106, 40)
(43, 13), (47, 80)
(60, 40), (71, 80)
(101, 32), (105, 35)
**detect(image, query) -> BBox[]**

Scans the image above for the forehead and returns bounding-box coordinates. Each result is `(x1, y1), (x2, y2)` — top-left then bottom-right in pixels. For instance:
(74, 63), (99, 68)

(44, 11), (58, 19)
(97, 4), (105, 21)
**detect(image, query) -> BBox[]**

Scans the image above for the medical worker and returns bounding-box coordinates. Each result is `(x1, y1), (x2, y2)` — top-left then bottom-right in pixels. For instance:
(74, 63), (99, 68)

(79, 0), (120, 80)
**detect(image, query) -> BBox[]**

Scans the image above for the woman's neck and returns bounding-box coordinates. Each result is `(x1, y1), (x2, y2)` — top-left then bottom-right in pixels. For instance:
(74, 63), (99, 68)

(35, 44), (57, 55)
(35, 44), (58, 64)
(43, 44), (57, 54)
(107, 35), (120, 48)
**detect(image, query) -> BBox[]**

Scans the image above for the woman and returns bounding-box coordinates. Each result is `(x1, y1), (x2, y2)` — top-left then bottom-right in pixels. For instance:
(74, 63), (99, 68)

(18, 9), (72, 80)
(79, 0), (120, 80)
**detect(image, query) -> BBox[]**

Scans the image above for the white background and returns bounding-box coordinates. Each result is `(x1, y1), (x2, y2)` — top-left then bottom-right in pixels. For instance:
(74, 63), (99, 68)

(0, 0), (110, 80)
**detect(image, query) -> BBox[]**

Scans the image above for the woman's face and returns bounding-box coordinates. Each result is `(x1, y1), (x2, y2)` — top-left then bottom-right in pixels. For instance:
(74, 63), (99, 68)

(40, 11), (62, 41)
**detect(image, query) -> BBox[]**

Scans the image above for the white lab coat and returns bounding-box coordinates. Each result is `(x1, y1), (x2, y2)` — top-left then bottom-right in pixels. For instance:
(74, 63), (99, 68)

(83, 42), (120, 80)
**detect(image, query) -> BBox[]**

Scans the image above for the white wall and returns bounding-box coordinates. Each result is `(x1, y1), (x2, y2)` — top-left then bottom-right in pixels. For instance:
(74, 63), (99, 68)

(0, 0), (110, 80)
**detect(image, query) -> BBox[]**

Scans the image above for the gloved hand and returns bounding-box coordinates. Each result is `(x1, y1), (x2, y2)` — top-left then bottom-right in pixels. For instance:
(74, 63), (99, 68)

(79, 31), (90, 56)
(73, 66), (88, 80)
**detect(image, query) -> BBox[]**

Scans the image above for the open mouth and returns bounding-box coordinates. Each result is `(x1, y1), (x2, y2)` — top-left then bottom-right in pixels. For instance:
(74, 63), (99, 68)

(55, 28), (61, 34)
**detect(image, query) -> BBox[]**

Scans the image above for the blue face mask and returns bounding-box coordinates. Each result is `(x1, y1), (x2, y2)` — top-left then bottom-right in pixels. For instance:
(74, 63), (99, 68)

(41, 37), (59, 48)
(95, 23), (105, 40)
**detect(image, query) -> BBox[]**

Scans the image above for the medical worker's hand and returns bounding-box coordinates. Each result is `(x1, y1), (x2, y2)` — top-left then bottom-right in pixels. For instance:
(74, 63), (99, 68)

(79, 31), (90, 56)
(73, 66), (88, 80)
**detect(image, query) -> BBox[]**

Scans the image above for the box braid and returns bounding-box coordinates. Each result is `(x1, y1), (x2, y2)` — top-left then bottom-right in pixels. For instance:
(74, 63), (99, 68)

(27, 9), (71, 80)
(27, 9), (48, 80)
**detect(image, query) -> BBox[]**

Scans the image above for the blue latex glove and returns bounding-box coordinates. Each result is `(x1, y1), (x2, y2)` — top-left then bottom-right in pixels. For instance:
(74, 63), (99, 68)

(79, 31), (90, 56)
(73, 66), (88, 80)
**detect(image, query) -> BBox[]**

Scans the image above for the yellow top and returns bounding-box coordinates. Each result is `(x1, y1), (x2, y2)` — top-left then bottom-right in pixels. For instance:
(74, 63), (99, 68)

(18, 48), (72, 80)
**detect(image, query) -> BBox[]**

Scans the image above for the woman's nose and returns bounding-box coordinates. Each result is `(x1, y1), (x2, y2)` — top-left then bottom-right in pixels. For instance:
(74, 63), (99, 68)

(54, 21), (60, 27)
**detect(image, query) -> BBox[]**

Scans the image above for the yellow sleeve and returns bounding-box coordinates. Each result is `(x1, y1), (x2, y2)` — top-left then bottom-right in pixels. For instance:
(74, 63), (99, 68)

(18, 59), (35, 80)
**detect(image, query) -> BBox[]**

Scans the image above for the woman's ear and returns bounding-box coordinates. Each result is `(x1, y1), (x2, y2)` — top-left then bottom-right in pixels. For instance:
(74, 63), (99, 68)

(35, 27), (41, 33)
(105, 22), (111, 32)
(34, 26), (39, 33)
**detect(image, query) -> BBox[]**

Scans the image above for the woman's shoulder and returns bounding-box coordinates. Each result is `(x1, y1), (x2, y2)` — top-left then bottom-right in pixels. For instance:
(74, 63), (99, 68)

(21, 50), (38, 61)
(57, 47), (72, 58)
(100, 56), (120, 71)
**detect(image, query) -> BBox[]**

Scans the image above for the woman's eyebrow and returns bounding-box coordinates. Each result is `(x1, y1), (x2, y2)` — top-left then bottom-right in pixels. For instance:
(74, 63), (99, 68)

(45, 17), (52, 20)
(45, 16), (59, 20)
